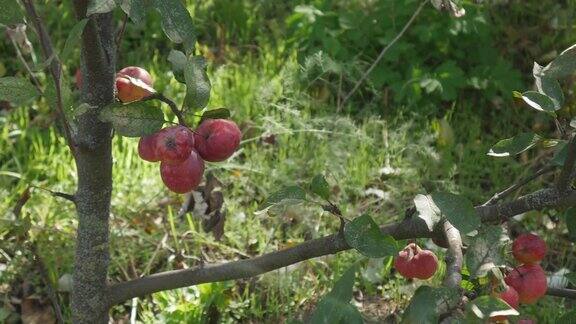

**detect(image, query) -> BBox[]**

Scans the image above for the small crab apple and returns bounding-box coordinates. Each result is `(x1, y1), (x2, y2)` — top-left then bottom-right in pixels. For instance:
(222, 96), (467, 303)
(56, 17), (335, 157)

(512, 233), (547, 264)
(155, 125), (195, 164)
(160, 150), (205, 193)
(117, 66), (153, 86)
(194, 119), (242, 162)
(115, 66), (155, 103)
(491, 286), (520, 322)
(504, 264), (547, 304)
(138, 133), (160, 162)
(393, 243), (438, 280)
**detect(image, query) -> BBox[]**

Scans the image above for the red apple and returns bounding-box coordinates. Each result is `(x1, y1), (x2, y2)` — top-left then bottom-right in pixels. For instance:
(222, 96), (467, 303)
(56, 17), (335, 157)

(512, 233), (547, 264)
(155, 125), (195, 164)
(138, 133), (160, 162)
(115, 66), (154, 103)
(194, 119), (241, 162)
(160, 151), (205, 193)
(394, 243), (438, 280)
(504, 264), (547, 304)
(117, 66), (153, 86)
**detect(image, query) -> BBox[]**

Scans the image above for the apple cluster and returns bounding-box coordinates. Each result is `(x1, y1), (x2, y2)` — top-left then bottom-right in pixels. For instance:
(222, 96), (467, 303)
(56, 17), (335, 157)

(393, 243), (438, 280)
(138, 119), (241, 193)
(82, 66), (242, 193)
(502, 233), (548, 304)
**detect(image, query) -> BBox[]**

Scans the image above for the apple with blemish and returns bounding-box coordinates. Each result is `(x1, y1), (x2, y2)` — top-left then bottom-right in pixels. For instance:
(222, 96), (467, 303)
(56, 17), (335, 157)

(393, 243), (438, 280)
(155, 125), (195, 164)
(504, 264), (547, 304)
(115, 66), (154, 103)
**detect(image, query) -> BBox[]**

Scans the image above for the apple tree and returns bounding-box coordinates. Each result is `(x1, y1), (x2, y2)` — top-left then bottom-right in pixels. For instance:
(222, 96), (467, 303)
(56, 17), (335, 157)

(1, 0), (576, 323)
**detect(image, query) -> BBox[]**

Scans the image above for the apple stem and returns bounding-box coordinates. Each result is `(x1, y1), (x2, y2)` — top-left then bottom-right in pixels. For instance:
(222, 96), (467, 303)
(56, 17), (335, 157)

(148, 93), (188, 127)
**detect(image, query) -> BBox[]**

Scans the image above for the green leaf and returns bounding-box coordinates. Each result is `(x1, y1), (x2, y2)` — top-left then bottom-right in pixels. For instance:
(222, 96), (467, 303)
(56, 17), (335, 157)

(87, 0), (117, 16)
(260, 186), (306, 210)
(487, 132), (541, 157)
(542, 44), (576, 79)
(184, 56), (211, 110)
(119, 0), (147, 24)
(168, 49), (187, 83)
(413, 194), (441, 232)
(200, 108), (230, 122)
(466, 226), (505, 278)
(551, 141), (568, 166)
(565, 207), (576, 243)
(152, 0), (196, 54)
(521, 91), (558, 113)
(0, 77), (38, 106)
(310, 174), (330, 200)
(402, 286), (460, 324)
(60, 19), (88, 63)
(0, 0), (22, 25)
(98, 101), (164, 137)
(431, 192), (479, 234)
(534, 64), (564, 110)
(465, 296), (519, 320)
(309, 265), (360, 324)
(344, 214), (398, 258)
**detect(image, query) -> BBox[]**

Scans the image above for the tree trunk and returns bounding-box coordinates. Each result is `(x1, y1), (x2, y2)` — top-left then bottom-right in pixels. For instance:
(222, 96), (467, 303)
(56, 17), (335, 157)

(70, 5), (116, 323)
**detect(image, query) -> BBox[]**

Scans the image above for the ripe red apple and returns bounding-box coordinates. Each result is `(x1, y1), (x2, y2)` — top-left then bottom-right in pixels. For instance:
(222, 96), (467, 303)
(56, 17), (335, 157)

(115, 66), (154, 103)
(393, 243), (438, 280)
(117, 66), (153, 86)
(155, 125), (195, 164)
(160, 150), (204, 193)
(504, 264), (547, 304)
(194, 119), (242, 162)
(512, 233), (547, 264)
(138, 133), (160, 162)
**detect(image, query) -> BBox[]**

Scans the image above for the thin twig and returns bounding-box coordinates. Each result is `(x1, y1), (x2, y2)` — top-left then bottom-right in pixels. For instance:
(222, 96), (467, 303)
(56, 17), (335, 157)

(12, 188), (65, 323)
(115, 13), (129, 58)
(145, 93), (187, 127)
(546, 287), (576, 299)
(9, 37), (43, 94)
(484, 165), (556, 205)
(557, 133), (576, 193)
(340, 0), (429, 106)
(32, 243), (65, 323)
(30, 185), (76, 203)
(21, 0), (76, 154)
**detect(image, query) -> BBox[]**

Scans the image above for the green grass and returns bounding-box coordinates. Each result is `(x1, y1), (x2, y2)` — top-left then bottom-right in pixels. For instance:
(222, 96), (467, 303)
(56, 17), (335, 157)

(1, 0), (575, 323)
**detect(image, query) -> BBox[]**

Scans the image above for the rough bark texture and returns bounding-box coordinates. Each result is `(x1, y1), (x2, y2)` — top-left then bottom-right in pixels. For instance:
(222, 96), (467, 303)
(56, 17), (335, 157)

(71, 1), (116, 322)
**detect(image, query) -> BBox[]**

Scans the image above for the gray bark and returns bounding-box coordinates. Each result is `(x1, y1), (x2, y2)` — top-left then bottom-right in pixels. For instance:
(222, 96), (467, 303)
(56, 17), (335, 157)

(70, 1), (116, 322)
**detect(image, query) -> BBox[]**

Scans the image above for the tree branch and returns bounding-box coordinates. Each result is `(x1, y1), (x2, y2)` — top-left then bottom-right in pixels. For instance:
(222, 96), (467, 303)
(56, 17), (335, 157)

(484, 165), (556, 205)
(441, 221), (462, 288)
(107, 187), (576, 305)
(20, 0), (76, 154)
(557, 134), (576, 193)
(546, 287), (576, 299)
